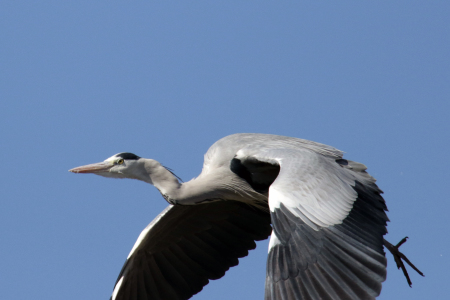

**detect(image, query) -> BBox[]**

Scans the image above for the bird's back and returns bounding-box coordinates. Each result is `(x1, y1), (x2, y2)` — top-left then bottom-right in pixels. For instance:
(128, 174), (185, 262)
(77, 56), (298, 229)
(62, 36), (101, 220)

(201, 133), (343, 176)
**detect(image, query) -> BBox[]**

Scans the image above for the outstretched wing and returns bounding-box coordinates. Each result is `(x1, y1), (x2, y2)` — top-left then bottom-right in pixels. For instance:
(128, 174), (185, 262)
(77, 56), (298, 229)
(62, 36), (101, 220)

(235, 146), (389, 300)
(110, 201), (272, 300)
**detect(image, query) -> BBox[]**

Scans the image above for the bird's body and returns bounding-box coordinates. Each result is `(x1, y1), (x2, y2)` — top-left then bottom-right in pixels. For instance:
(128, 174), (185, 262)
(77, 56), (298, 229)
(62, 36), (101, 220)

(70, 133), (422, 300)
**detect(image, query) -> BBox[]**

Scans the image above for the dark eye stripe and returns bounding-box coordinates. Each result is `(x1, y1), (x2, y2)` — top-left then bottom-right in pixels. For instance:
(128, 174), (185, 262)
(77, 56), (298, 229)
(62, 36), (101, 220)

(115, 153), (141, 160)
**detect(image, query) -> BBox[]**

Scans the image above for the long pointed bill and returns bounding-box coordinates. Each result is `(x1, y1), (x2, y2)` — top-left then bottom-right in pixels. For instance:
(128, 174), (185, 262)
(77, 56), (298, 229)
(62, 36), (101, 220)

(69, 162), (113, 174)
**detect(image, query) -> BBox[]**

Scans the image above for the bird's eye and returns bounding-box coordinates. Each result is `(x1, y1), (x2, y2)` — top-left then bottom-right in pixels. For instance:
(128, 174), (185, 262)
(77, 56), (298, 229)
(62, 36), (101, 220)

(116, 159), (124, 165)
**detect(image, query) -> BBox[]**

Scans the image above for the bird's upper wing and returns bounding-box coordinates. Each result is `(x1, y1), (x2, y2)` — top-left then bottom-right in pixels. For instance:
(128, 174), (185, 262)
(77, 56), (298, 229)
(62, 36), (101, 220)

(235, 146), (389, 300)
(110, 201), (271, 300)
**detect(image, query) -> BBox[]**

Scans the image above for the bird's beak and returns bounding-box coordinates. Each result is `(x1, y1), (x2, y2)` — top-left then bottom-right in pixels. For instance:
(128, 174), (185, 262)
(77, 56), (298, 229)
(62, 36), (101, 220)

(69, 162), (113, 174)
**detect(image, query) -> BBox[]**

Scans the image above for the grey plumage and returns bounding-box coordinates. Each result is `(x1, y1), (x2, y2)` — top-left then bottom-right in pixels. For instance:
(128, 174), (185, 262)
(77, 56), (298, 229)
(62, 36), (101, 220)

(69, 133), (422, 300)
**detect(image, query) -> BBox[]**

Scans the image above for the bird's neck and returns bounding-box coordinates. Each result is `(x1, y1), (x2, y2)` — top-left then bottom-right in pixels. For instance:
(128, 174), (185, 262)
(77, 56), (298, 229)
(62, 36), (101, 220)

(140, 159), (264, 206)
(138, 159), (228, 205)
(139, 159), (182, 198)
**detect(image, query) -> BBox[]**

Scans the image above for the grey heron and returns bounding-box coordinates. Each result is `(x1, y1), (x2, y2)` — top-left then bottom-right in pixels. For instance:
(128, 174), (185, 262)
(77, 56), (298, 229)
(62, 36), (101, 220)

(69, 133), (423, 300)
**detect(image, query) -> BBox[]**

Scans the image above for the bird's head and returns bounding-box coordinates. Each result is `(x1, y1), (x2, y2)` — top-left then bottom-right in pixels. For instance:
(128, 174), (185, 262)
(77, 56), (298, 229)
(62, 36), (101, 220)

(69, 152), (143, 179)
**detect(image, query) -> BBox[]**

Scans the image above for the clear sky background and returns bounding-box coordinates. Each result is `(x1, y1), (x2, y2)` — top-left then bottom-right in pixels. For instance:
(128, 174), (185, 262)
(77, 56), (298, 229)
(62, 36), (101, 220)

(1, 2), (448, 299)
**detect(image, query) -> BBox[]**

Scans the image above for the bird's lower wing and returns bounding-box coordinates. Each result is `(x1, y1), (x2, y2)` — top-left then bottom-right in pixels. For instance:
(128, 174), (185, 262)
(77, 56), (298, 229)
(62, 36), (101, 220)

(111, 201), (272, 300)
(235, 147), (389, 300)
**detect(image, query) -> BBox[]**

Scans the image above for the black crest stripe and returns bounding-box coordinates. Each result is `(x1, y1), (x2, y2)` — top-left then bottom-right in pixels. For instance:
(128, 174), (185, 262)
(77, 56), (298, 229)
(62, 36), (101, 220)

(116, 153), (141, 160)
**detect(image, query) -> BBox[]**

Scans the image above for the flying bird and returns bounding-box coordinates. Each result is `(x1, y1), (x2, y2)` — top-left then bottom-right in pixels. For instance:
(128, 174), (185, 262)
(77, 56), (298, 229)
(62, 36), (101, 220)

(69, 133), (423, 300)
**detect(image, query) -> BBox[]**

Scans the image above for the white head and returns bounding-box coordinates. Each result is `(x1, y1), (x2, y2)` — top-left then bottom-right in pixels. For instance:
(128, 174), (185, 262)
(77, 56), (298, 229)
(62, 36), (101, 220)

(69, 152), (144, 179)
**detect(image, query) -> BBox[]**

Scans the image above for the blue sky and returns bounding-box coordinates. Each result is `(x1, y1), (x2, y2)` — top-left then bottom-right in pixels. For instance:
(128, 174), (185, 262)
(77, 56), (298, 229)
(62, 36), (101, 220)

(1, 1), (448, 299)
